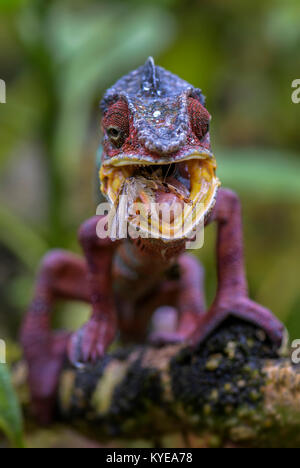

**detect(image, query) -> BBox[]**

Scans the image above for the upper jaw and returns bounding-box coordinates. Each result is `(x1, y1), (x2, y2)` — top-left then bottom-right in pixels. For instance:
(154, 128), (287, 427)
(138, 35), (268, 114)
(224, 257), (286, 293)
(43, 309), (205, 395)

(102, 148), (214, 168)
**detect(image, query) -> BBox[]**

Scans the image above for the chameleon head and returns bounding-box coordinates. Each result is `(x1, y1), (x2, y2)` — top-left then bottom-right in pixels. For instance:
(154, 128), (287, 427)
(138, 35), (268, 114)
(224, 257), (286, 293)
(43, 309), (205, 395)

(99, 57), (220, 242)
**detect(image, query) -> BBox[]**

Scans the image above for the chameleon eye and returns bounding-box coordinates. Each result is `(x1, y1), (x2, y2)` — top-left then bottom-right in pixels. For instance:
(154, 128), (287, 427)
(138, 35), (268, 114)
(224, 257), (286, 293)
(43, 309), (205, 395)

(107, 126), (123, 146)
(103, 99), (129, 149)
(188, 97), (210, 141)
(107, 127), (120, 138)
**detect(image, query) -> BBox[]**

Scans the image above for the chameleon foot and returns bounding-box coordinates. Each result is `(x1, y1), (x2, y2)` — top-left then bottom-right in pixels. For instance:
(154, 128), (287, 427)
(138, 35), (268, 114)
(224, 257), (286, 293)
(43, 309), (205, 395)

(68, 317), (117, 364)
(189, 297), (285, 348)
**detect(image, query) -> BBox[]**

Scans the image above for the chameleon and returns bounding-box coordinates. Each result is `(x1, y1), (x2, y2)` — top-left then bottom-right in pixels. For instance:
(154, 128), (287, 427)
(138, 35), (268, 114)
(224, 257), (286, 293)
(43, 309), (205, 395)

(21, 57), (284, 423)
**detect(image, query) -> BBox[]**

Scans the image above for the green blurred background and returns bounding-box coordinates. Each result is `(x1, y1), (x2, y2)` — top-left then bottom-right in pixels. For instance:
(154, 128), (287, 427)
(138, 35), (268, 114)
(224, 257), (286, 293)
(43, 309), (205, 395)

(0, 0), (300, 342)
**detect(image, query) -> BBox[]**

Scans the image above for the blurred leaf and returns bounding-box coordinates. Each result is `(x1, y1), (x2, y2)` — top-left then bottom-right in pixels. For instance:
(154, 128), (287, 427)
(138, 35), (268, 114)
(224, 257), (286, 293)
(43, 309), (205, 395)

(0, 204), (48, 270)
(0, 75), (42, 170)
(45, 5), (122, 64)
(217, 147), (300, 200)
(5, 275), (34, 310)
(0, 364), (24, 448)
(265, 0), (300, 50)
(255, 245), (300, 323)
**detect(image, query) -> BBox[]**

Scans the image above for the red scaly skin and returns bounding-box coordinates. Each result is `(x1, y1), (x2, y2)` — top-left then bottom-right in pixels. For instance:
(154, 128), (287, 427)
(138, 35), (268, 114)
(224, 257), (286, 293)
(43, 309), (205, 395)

(21, 61), (284, 423)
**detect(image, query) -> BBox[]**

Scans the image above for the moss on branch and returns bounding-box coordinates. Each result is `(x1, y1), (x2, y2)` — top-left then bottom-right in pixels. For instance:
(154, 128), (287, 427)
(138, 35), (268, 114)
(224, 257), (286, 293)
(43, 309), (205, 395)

(55, 318), (300, 448)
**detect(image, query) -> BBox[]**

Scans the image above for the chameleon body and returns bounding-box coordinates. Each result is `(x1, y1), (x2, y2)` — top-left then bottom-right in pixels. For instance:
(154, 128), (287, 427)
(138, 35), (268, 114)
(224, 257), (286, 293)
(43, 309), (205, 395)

(21, 58), (284, 423)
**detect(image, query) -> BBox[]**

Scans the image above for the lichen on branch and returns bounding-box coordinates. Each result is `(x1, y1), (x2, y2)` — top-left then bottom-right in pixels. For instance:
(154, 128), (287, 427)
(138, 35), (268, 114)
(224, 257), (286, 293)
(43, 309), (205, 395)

(56, 318), (300, 447)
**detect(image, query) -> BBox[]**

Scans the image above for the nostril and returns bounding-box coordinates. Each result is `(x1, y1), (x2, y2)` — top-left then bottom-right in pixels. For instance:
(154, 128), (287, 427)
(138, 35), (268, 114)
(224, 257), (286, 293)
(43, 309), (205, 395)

(146, 140), (183, 156)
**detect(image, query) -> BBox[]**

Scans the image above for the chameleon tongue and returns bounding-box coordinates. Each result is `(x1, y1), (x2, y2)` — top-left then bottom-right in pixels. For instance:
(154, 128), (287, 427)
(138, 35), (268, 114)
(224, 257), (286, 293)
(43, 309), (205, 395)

(155, 191), (184, 224)
(155, 191), (181, 205)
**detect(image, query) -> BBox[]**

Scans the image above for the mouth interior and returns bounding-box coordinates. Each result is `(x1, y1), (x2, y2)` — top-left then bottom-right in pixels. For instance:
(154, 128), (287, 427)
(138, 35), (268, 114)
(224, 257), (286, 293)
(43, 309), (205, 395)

(132, 162), (191, 202)
(100, 157), (220, 239)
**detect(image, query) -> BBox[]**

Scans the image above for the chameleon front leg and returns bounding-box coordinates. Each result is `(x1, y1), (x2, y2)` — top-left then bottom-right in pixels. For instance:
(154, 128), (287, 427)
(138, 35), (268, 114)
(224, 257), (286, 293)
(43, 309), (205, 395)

(21, 250), (89, 423)
(189, 188), (285, 347)
(68, 216), (119, 364)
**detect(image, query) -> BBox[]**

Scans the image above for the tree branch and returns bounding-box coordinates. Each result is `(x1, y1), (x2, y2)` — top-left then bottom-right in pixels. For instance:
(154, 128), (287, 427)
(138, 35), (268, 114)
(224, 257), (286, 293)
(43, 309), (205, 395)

(55, 318), (299, 448)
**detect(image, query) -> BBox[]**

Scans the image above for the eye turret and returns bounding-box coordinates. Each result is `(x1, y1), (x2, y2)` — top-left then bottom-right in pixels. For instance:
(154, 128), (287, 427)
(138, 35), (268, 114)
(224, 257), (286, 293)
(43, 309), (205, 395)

(187, 97), (210, 141)
(102, 100), (129, 148)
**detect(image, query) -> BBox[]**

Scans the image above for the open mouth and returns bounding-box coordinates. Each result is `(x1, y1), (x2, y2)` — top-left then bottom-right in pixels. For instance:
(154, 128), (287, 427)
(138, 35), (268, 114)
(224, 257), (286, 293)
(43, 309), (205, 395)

(100, 153), (220, 240)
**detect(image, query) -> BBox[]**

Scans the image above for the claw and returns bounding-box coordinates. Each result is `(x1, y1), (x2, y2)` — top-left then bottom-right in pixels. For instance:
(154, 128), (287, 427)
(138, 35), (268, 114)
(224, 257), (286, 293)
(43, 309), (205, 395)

(67, 329), (85, 367)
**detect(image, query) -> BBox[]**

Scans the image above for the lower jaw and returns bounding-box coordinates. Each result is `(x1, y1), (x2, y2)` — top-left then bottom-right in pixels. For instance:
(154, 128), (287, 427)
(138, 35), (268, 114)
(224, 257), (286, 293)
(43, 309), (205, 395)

(100, 158), (220, 241)
(131, 236), (187, 262)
